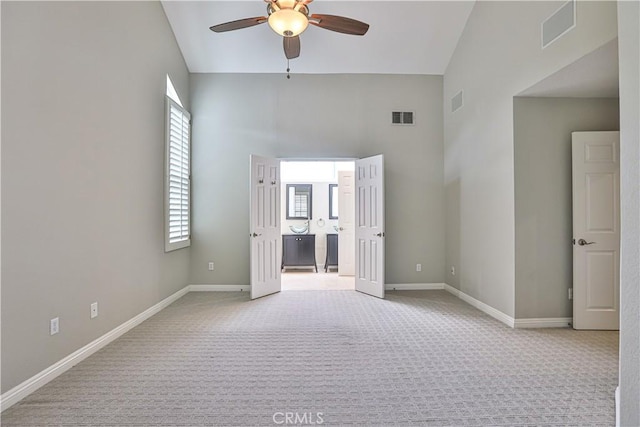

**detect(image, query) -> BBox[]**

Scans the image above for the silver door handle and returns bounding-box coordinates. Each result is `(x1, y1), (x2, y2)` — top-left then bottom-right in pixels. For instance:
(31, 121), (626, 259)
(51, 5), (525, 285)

(374, 232), (385, 237)
(577, 238), (595, 246)
(251, 233), (262, 237)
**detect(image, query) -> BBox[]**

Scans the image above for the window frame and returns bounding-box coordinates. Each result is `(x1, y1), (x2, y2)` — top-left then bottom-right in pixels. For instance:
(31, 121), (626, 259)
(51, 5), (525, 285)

(329, 183), (338, 220)
(164, 96), (191, 252)
(286, 184), (313, 220)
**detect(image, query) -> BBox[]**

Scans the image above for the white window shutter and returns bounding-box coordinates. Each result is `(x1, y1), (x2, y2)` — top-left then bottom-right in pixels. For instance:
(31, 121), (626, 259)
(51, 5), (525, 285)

(165, 97), (191, 251)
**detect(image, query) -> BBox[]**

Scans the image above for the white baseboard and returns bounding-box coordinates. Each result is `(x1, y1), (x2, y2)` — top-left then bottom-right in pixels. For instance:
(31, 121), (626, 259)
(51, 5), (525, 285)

(615, 386), (620, 427)
(443, 284), (572, 329)
(0, 285), (190, 412)
(513, 317), (572, 328)
(189, 284), (250, 292)
(385, 283), (445, 291)
(443, 283), (515, 328)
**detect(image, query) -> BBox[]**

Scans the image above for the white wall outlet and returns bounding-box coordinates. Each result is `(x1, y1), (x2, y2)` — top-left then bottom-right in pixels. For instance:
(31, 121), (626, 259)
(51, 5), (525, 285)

(416, 263), (422, 272)
(568, 288), (573, 300)
(451, 266), (456, 276)
(50, 317), (59, 335)
(90, 302), (98, 319)
(208, 262), (215, 271)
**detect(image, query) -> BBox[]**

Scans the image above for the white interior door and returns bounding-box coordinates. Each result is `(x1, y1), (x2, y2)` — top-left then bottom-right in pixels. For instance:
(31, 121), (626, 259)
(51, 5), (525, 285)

(354, 155), (385, 298)
(572, 131), (620, 330)
(250, 155), (281, 299)
(338, 170), (355, 276)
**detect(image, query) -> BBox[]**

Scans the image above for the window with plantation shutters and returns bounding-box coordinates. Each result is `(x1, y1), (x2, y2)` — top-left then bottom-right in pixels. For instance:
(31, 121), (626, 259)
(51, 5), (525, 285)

(165, 97), (191, 251)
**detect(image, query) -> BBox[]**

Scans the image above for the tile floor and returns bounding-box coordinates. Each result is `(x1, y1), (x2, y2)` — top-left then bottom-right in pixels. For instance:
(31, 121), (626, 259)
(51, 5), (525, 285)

(281, 269), (355, 290)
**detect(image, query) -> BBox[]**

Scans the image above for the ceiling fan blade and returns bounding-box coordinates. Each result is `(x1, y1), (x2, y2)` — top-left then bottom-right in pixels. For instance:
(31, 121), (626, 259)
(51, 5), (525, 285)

(209, 17), (268, 33)
(309, 14), (369, 36)
(283, 36), (301, 59)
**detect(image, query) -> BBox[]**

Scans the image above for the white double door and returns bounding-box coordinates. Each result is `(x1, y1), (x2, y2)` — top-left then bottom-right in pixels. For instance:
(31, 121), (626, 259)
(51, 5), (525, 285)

(354, 155), (385, 298)
(249, 154), (385, 299)
(249, 155), (281, 299)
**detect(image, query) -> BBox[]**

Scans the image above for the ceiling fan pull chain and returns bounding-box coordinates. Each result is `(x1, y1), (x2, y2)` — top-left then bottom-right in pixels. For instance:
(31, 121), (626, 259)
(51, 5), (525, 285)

(286, 59), (291, 79)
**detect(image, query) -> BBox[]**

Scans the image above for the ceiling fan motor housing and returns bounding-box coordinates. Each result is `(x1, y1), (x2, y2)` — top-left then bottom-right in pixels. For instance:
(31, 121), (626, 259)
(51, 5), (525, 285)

(267, 1), (310, 37)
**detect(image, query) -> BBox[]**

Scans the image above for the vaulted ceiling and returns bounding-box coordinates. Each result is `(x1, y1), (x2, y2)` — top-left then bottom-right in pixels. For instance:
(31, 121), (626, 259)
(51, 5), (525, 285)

(161, 1), (476, 75)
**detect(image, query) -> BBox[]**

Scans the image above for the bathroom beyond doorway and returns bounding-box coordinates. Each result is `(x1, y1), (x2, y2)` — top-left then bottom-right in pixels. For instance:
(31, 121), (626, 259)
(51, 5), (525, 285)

(280, 160), (356, 290)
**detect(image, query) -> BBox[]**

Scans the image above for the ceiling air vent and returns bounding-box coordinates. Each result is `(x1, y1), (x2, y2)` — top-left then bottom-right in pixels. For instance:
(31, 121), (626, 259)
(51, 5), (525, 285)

(451, 90), (463, 113)
(392, 111), (414, 125)
(542, 0), (576, 48)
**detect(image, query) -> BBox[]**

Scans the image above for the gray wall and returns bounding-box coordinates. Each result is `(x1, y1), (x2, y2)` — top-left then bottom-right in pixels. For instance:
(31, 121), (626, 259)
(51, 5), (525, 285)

(617, 1), (640, 424)
(189, 74), (444, 286)
(443, 1), (618, 317)
(513, 97), (619, 319)
(1, 1), (191, 393)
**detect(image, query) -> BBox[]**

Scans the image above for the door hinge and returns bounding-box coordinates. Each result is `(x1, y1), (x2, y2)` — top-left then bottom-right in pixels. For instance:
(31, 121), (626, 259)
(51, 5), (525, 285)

(568, 288), (573, 300)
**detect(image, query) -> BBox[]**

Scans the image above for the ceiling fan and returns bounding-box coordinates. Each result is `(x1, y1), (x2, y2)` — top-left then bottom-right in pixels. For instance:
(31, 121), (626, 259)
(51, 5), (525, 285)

(209, 0), (370, 63)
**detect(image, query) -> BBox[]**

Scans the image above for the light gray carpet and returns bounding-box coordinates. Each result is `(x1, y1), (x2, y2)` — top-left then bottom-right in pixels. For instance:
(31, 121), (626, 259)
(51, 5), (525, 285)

(2, 290), (618, 426)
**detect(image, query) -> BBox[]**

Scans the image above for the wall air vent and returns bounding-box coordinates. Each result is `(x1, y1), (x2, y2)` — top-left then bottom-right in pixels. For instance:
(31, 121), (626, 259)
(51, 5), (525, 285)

(392, 111), (414, 125)
(542, 0), (576, 48)
(451, 90), (463, 113)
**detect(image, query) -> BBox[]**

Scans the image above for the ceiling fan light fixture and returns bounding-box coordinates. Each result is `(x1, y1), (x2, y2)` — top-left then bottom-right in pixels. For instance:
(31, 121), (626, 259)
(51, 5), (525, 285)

(268, 9), (308, 37)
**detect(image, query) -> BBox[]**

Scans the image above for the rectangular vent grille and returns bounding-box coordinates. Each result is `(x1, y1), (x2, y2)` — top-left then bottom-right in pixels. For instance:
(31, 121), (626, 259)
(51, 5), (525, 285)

(451, 90), (463, 113)
(392, 111), (414, 125)
(542, 0), (575, 48)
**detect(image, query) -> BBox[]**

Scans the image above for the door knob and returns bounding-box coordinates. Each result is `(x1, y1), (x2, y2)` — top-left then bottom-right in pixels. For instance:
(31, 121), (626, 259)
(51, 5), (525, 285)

(339, 227), (345, 231)
(251, 232), (262, 237)
(577, 238), (595, 246)
(374, 232), (385, 237)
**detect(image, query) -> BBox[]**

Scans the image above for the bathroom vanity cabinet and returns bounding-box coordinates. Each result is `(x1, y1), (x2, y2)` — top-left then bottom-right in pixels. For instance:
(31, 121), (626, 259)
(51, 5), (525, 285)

(281, 234), (317, 272)
(325, 234), (338, 272)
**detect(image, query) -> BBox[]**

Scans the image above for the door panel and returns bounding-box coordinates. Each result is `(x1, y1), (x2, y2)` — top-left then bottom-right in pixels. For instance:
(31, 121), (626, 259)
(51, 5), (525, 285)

(572, 131), (620, 329)
(354, 155), (385, 298)
(250, 155), (281, 299)
(338, 171), (355, 276)
(358, 187), (366, 226)
(586, 173), (616, 231)
(586, 251), (616, 309)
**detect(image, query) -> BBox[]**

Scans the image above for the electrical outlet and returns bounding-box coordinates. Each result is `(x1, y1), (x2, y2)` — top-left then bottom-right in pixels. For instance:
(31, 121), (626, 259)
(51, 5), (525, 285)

(90, 302), (98, 319)
(50, 317), (59, 335)
(451, 266), (456, 276)
(208, 262), (215, 271)
(416, 263), (422, 272)
(568, 288), (573, 300)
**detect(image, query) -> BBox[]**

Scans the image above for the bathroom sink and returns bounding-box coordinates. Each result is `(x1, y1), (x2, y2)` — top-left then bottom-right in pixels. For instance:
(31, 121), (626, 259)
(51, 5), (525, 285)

(289, 225), (308, 234)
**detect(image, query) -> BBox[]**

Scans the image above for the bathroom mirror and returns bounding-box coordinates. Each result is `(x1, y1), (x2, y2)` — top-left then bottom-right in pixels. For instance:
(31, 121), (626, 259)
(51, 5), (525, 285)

(286, 184), (312, 220)
(329, 184), (338, 219)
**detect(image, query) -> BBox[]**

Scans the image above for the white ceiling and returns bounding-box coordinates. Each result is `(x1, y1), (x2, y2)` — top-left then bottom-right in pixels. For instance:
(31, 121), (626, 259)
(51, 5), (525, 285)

(161, 1), (475, 74)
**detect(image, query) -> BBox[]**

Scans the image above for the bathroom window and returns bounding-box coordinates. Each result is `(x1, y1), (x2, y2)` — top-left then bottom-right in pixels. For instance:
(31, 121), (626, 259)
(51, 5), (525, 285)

(286, 184), (312, 220)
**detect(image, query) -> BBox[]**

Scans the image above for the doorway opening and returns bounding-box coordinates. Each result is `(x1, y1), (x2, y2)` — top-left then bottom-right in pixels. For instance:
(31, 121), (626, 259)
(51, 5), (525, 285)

(250, 154), (385, 299)
(280, 160), (356, 291)
(513, 39), (620, 329)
